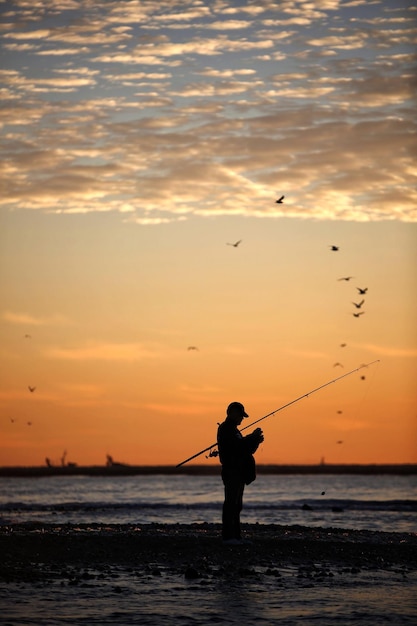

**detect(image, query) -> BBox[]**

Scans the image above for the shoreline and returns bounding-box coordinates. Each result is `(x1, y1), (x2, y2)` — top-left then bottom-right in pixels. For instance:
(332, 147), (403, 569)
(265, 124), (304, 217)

(0, 463), (416, 477)
(2, 523), (416, 625)
(1, 522), (416, 572)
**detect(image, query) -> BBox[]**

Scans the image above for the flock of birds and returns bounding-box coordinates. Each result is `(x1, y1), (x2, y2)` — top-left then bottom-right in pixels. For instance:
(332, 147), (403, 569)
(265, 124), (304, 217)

(328, 243), (371, 447)
(221, 200), (373, 453)
(330, 245), (369, 319)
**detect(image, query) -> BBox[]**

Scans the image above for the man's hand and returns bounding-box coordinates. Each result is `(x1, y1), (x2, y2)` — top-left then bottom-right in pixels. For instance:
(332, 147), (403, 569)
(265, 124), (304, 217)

(253, 427), (264, 443)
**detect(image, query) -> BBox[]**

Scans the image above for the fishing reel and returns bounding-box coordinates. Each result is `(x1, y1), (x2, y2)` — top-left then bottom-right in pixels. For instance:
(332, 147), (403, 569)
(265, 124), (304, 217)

(206, 448), (219, 459)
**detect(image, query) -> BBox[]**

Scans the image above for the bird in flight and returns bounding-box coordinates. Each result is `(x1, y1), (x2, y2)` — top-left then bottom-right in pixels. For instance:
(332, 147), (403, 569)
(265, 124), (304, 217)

(187, 346), (199, 351)
(340, 343), (347, 348)
(24, 334), (32, 339)
(357, 287), (368, 295)
(353, 312), (365, 318)
(352, 299), (365, 309)
(226, 240), (242, 247)
(338, 276), (354, 281)
(276, 195), (284, 204)
(329, 245), (339, 251)
(336, 440), (344, 444)
(27, 421), (32, 426)
(10, 417), (16, 423)
(28, 386), (36, 393)
(333, 362), (344, 368)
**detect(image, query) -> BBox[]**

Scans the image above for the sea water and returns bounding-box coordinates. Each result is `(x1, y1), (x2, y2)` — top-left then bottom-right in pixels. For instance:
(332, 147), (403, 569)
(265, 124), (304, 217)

(0, 473), (416, 533)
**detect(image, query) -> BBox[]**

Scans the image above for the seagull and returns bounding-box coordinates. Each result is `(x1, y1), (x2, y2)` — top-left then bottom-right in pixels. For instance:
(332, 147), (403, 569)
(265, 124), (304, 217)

(360, 375), (366, 380)
(27, 421), (32, 426)
(24, 334), (32, 339)
(353, 312), (365, 318)
(336, 440), (344, 444)
(329, 245), (339, 251)
(28, 386), (36, 392)
(187, 346), (199, 351)
(338, 276), (354, 281)
(226, 240), (242, 247)
(276, 195), (284, 204)
(357, 287), (368, 295)
(336, 410), (343, 414)
(352, 299), (365, 309)
(333, 362), (344, 368)
(10, 417), (16, 423)
(340, 343), (347, 348)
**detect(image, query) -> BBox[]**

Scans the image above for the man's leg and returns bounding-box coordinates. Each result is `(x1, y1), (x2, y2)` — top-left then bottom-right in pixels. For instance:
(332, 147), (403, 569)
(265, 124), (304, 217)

(222, 477), (245, 540)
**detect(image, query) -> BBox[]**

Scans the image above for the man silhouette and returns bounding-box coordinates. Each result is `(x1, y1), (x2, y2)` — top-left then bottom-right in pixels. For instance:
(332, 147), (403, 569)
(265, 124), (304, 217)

(217, 402), (264, 545)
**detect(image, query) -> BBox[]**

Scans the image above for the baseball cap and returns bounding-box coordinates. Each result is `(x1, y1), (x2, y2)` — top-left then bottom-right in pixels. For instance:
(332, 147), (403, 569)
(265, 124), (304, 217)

(226, 402), (248, 417)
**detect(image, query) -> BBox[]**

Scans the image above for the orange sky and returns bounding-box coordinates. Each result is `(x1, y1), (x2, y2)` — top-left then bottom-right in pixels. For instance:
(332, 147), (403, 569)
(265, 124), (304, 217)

(0, 1), (416, 466)
(1, 216), (416, 467)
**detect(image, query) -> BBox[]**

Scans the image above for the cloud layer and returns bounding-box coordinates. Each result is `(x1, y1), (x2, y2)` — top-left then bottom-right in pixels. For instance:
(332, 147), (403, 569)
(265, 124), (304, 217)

(0, 0), (416, 223)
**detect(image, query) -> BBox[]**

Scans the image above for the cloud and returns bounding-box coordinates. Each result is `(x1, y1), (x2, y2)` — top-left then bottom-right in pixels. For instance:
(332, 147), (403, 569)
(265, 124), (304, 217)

(0, 0), (415, 223)
(45, 342), (169, 361)
(358, 344), (417, 358)
(3, 311), (71, 327)
(286, 349), (328, 360)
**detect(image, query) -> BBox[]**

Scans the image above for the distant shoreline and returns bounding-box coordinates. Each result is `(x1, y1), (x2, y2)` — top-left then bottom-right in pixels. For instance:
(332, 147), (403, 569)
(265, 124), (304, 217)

(0, 463), (416, 477)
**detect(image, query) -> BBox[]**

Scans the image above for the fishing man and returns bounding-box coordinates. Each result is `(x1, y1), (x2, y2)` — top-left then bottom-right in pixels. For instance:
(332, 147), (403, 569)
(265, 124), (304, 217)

(217, 402), (264, 545)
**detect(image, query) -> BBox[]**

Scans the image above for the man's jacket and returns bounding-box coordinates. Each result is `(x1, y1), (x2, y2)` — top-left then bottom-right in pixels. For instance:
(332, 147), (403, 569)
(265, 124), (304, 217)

(217, 418), (261, 485)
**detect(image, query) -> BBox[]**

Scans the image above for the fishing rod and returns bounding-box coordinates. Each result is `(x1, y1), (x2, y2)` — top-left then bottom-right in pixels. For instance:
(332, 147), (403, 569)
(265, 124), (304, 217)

(176, 359), (380, 468)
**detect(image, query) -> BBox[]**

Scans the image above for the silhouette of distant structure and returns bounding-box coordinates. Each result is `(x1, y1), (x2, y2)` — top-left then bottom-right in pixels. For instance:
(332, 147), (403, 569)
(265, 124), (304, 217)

(106, 454), (128, 468)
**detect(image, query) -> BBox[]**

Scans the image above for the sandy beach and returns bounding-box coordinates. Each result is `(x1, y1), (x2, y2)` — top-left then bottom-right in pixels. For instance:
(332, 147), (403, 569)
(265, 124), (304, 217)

(1, 522), (416, 625)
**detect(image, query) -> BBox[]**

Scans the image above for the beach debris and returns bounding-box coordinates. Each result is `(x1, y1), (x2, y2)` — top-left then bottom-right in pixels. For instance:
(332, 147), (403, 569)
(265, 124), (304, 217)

(184, 566), (200, 579)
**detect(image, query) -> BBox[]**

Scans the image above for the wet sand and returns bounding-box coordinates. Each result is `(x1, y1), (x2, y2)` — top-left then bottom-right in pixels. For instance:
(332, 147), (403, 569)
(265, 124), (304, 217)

(1, 523), (416, 625)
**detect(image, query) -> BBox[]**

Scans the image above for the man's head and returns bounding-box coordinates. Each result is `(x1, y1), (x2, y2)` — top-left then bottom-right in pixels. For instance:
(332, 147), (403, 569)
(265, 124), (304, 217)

(226, 401), (248, 425)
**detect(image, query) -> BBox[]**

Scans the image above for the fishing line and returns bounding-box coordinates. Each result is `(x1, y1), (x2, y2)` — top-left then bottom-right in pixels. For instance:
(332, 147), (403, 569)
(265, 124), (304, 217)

(176, 359), (381, 468)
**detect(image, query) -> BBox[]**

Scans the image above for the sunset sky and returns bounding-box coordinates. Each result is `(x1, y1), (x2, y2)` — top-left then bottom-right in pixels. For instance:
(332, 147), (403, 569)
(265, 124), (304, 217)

(0, 0), (416, 468)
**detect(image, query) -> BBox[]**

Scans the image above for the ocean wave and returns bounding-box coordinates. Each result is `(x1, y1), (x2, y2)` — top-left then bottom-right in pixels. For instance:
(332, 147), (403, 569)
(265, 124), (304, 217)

(1, 499), (416, 514)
